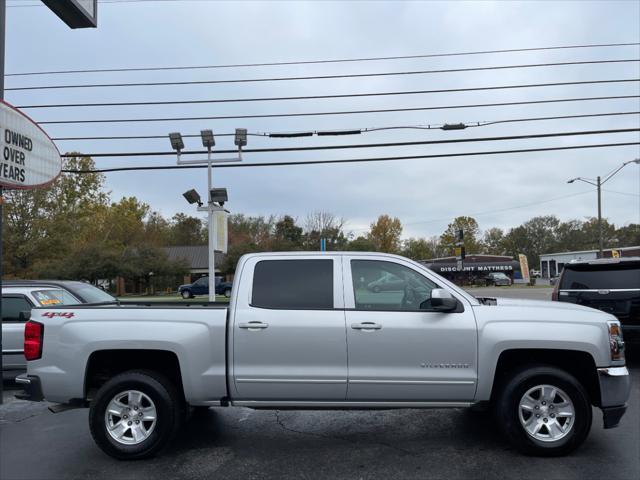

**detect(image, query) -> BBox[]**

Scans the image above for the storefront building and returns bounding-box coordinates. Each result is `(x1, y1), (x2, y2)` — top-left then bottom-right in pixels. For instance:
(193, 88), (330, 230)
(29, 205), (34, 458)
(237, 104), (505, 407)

(539, 245), (640, 279)
(420, 254), (522, 286)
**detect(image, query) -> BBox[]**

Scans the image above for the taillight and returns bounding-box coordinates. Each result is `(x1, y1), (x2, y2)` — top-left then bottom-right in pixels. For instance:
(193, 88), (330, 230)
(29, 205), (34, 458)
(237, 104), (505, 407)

(24, 321), (44, 361)
(608, 321), (625, 361)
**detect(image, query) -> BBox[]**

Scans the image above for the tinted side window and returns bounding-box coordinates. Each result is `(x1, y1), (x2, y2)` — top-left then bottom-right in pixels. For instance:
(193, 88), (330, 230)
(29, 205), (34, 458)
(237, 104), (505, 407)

(560, 266), (640, 290)
(1, 296), (33, 322)
(252, 260), (333, 309)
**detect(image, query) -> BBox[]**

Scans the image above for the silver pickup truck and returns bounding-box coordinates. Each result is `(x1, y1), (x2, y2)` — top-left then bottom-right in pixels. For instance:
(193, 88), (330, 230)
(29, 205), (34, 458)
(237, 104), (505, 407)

(17, 252), (631, 459)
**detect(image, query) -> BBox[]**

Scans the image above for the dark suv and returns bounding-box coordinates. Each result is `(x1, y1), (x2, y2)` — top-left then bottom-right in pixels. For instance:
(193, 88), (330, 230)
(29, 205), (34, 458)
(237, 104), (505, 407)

(552, 257), (640, 343)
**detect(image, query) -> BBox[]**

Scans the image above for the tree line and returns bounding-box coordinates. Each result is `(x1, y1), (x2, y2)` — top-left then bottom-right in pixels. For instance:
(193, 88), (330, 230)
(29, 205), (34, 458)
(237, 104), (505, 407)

(2, 157), (638, 287)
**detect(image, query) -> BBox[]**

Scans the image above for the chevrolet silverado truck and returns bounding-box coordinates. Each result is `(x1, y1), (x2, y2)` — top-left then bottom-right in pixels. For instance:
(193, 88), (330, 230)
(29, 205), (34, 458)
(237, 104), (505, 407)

(17, 252), (631, 459)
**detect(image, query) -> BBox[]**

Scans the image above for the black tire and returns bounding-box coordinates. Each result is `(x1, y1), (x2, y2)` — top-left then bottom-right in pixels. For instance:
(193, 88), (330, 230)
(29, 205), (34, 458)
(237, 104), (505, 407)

(89, 370), (183, 460)
(495, 364), (592, 456)
(223, 288), (232, 298)
(372, 286), (381, 293)
(181, 290), (192, 299)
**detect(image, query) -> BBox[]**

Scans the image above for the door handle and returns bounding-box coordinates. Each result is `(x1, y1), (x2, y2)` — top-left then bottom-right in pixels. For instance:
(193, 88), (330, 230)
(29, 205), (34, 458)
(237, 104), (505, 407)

(351, 322), (382, 331)
(238, 321), (269, 330)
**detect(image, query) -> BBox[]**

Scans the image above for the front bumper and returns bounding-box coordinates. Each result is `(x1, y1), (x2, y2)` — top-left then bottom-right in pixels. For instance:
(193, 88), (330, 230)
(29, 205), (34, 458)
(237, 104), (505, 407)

(598, 366), (631, 429)
(14, 374), (44, 402)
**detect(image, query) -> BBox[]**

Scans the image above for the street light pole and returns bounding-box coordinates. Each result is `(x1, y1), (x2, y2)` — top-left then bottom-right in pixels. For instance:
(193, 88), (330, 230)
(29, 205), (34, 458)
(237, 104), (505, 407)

(206, 145), (216, 302)
(597, 175), (603, 257)
(568, 159), (640, 258)
(172, 130), (242, 302)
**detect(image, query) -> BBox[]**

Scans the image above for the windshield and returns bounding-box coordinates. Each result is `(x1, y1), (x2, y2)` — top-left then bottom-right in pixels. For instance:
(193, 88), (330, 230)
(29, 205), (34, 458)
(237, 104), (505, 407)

(73, 284), (117, 303)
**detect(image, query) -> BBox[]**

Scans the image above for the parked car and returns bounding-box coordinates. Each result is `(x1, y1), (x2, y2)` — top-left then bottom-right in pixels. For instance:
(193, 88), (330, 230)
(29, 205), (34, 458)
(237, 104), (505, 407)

(552, 257), (639, 343)
(366, 271), (405, 292)
(18, 252), (630, 459)
(2, 280), (117, 379)
(484, 272), (512, 286)
(178, 276), (233, 299)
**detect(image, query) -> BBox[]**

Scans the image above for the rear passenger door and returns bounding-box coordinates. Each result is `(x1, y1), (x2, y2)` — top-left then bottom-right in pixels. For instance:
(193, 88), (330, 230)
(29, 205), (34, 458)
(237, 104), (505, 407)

(231, 256), (347, 401)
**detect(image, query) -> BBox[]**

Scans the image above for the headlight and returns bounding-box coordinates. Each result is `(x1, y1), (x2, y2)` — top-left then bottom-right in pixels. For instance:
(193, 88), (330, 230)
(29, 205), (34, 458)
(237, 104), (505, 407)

(608, 321), (625, 361)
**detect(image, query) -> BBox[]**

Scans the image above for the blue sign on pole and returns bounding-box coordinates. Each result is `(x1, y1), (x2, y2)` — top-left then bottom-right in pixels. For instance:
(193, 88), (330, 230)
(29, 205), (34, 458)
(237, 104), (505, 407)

(320, 238), (326, 251)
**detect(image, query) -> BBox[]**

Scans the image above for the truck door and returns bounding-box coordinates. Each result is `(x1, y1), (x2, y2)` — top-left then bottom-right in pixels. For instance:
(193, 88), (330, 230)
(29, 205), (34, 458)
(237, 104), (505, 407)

(230, 256), (347, 401)
(344, 257), (478, 402)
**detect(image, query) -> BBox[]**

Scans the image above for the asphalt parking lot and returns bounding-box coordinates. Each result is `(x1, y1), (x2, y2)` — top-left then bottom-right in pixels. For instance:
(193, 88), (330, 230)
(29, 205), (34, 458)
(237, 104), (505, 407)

(2, 286), (638, 480)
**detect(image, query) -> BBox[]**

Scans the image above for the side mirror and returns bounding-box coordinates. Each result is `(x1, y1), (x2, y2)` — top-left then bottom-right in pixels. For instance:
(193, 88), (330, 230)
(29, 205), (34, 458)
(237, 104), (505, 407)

(18, 311), (31, 322)
(429, 289), (458, 312)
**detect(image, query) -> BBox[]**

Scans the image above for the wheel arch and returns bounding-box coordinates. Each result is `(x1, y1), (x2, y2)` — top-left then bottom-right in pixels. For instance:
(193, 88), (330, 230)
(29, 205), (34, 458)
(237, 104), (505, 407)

(488, 348), (601, 406)
(84, 349), (186, 404)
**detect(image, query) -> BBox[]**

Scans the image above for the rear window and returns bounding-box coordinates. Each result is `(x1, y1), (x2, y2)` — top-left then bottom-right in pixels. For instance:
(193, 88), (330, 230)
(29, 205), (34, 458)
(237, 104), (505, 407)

(32, 289), (80, 306)
(560, 265), (640, 290)
(252, 259), (333, 309)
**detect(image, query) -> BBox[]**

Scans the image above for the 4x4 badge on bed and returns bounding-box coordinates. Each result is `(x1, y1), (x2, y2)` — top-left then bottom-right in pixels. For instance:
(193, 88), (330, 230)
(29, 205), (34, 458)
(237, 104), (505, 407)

(42, 312), (74, 319)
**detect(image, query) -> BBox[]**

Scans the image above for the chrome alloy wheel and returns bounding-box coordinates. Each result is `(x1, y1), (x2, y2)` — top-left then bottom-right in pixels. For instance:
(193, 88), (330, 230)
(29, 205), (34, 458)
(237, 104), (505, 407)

(518, 384), (575, 442)
(105, 390), (157, 445)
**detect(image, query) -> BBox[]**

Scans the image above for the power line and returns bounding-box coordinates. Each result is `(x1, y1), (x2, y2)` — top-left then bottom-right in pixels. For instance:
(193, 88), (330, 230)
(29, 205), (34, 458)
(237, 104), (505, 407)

(603, 189), (640, 197)
(6, 59), (639, 91)
(6, 42), (639, 77)
(63, 141), (640, 173)
(14, 78), (640, 109)
(48, 111), (640, 142)
(37, 94), (640, 124)
(394, 191), (597, 228)
(58, 128), (640, 158)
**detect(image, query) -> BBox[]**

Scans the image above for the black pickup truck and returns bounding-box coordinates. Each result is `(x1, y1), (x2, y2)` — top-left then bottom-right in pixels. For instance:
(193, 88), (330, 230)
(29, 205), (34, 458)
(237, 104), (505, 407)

(552, 257), (640, 343)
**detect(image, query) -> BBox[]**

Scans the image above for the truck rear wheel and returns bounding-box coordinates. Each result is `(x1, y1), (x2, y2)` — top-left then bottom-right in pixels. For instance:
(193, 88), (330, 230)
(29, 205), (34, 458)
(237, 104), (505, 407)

(89, 370), (182, 460)
(496, 365), (592, 456)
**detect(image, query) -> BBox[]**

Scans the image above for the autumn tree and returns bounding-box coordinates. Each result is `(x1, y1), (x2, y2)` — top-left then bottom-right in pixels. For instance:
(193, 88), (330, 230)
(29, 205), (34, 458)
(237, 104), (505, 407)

(368, 215), (403, 253)
(273, 215), (304, 250)
(167, 213), (206, 246)
(2, 155), (107, 277)
(302, 211), (348, 250)
(482, 227), (505, 255)
(401, 238), (433, 260)
(440, 216), (481, 255)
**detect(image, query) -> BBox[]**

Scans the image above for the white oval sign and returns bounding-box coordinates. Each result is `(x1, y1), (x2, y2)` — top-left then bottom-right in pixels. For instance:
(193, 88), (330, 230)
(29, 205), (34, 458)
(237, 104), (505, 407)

(0, 100), (61, 190)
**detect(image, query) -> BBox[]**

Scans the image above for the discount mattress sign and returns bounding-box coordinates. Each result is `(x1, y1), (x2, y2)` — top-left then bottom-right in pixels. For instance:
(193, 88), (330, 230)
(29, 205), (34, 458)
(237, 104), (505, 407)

(0, 100), (61, 190)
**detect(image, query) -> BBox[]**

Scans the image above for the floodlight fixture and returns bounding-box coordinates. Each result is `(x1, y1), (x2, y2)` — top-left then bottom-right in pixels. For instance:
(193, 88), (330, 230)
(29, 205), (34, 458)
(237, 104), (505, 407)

(201, 129), (215, 148)
(183, 189), (202, 206)
(169, 132), (185, 151)
(210, 188), (229, 206)
(234, 128), (248, 148)
(567, 178), (577, 184)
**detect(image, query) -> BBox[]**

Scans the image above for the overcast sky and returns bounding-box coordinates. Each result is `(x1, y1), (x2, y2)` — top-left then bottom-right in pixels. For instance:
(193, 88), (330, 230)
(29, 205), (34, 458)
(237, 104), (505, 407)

(4, 0), (640, 239)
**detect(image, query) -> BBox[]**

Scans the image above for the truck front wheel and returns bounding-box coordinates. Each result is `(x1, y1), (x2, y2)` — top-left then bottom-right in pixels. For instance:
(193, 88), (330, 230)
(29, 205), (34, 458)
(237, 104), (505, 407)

(89, 370), (182, 460)
(496, 365), (592, 456)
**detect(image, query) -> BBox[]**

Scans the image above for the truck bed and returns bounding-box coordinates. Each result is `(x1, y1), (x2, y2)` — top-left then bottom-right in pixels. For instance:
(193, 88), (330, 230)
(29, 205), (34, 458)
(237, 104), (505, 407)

(28, 304), (229, 405)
